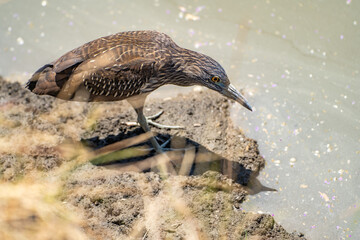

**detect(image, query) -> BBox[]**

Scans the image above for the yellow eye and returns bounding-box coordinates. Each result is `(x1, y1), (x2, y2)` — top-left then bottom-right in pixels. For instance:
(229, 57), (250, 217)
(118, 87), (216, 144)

(211, 76), (220, 83)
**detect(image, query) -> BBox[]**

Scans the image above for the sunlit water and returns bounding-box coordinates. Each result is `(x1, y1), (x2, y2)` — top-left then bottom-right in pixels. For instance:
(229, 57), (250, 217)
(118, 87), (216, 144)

(1, 0), (359, 239)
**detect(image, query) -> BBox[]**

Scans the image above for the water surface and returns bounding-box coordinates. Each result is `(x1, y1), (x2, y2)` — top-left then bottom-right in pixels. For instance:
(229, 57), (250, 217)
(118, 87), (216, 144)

(1, 0), (359, 239)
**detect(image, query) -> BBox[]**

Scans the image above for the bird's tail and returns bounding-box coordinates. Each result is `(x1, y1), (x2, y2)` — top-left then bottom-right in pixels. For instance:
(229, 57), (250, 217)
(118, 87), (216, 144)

(25, 64), (61, 96)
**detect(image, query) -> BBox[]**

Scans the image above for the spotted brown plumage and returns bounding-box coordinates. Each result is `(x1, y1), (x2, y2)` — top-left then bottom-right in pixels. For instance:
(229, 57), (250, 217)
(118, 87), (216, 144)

(26, 30), (252, 152)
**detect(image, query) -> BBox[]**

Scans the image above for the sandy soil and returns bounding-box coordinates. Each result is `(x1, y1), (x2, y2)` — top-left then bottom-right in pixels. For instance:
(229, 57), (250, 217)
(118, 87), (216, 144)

(0, 76), (305, 239)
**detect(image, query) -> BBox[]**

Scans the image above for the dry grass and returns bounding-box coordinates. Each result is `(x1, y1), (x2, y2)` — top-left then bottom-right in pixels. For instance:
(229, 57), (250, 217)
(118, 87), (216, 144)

(0, 127), (60, 155)
(0, 181), (88, 240)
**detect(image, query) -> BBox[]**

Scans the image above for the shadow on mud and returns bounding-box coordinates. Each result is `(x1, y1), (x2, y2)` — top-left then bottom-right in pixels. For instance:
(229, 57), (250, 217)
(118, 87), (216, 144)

(82, 130), (276, 195)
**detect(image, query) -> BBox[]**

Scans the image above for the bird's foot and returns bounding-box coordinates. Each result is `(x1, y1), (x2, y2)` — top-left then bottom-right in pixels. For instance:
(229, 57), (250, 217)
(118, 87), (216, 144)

(139, 135), (192, 153)
(156, 135), (193, 152)
(146, 110), (184, 129)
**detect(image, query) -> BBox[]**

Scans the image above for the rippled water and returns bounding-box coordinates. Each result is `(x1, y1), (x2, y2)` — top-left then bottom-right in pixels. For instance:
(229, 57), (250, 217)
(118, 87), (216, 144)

(1, 0), (359, 239)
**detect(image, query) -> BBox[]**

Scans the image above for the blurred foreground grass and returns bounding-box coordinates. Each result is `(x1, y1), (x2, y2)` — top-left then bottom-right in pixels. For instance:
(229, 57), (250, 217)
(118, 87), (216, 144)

(0, 182), (88, 240)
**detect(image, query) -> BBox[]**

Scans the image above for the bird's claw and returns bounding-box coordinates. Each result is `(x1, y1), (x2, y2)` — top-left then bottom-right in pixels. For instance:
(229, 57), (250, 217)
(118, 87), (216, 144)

(146, 110), (164, 120)
(146, 110), (184, 129)
(136, 135), (193, 152)
(147, 119), (184, 129)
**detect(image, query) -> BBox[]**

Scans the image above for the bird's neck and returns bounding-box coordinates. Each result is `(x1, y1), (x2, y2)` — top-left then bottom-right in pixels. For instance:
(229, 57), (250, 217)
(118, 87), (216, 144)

(170, 49), (205, 86)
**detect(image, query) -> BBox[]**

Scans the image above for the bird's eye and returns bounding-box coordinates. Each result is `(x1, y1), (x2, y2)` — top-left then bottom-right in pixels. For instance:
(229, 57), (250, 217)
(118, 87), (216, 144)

(211, 76), (220, 83)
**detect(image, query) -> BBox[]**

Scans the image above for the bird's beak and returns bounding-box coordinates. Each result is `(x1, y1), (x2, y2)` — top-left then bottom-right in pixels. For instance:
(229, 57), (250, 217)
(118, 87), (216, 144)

(221, 84), (252, 111)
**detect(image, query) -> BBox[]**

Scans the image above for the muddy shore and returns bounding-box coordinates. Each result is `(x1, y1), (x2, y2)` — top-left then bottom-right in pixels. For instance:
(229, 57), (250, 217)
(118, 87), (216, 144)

(0, 76), (305, 239)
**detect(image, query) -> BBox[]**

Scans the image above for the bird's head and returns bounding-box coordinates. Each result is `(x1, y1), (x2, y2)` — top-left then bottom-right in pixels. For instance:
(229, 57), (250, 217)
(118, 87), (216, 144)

(181, 52), (252, 111)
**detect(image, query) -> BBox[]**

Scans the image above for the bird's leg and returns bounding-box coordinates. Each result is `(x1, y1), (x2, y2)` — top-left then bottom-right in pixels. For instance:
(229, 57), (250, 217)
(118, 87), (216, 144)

(136, 108), (186, 152)
(128, 95), (164, 153)
(135, 107), (163, 153)
(127, 95), (183, 153)
(135, 107), (180, 176)
(145, 110), (184, 129)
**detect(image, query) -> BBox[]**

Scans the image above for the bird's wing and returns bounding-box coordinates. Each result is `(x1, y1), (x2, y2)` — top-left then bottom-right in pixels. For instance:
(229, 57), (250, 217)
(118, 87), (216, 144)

(26, 50), (84, 95)
(82, 56), (156, 99)
(27, 32), (161, 97)
(56, 46), (157, 100)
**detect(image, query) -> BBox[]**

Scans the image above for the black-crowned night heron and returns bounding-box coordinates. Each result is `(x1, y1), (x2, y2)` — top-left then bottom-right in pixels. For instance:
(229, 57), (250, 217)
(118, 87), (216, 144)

(26, 30), (252, 152)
